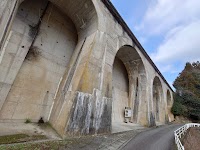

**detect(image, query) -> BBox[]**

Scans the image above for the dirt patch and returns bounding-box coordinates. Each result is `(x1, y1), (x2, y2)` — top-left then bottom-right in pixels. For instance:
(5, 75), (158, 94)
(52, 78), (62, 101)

(173, 116), (192, 124)
(183, 127), (200, 150)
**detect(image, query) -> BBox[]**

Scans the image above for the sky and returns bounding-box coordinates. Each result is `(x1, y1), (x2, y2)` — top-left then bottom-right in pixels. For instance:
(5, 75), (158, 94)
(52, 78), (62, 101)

(110, 0), (200, 89)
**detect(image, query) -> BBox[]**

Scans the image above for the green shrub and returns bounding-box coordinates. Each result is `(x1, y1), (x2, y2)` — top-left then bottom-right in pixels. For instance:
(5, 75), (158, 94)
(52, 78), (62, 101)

(171, 101), (186, 116)
(25, 118), (31, 124)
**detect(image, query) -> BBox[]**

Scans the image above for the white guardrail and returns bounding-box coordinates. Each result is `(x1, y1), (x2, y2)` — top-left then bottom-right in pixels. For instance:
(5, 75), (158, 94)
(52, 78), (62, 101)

(174, 123), (200, 150)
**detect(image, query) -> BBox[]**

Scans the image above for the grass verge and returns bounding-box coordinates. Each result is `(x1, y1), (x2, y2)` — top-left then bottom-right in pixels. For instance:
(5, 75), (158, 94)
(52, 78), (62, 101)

(0, 134), (47, 145)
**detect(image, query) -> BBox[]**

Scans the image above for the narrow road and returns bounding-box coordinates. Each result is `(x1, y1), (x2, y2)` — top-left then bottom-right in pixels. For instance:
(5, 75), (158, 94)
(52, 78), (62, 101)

(122, 124), (182, 150)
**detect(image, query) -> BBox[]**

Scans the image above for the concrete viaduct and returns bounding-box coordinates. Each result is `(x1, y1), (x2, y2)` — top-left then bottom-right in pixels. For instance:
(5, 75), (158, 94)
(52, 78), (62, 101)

(0, 0), (174, 137)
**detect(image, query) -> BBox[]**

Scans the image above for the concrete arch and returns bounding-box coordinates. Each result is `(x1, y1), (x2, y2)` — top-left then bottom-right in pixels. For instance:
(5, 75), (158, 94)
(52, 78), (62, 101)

(19, 0), (98, 41)
(112, 56), (129, 123)
(166, 89), (174, 122)
(167, 90), (172, 106)
(112, 45), (147, 132)
(152, 76), (163, 124)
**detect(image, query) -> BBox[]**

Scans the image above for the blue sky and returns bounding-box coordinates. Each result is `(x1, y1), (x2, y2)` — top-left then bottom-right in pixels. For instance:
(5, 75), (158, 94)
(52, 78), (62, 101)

(111, 0), (200, 89)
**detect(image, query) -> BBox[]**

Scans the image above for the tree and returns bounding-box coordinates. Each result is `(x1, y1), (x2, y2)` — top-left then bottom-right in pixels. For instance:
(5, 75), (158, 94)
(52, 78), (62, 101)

(172, 61), (200, 121)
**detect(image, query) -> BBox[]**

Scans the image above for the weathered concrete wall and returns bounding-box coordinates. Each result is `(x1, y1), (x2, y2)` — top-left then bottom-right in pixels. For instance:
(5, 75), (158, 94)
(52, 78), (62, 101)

(0, 0), (18, 60)
(0, 0), (174, 137)
(49, 31), (101, 136)
(0, 0), (47, 113)
(49, 0), (98, 41)
(0, 0), (78, 122)
(67, 89), (112, 136)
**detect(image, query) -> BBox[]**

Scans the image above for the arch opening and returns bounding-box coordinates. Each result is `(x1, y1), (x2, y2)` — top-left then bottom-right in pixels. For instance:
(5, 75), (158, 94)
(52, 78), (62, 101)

(112, 45), (147, 132)
(167, 90), (173, 121)
(112, 56), (129, 123)
(152, 76), (163, 123)
(167, 90), (172, 107)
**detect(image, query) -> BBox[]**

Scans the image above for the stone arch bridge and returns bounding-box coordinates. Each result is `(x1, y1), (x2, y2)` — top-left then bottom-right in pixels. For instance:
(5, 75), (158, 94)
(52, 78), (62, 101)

(0, 0), (174, 137)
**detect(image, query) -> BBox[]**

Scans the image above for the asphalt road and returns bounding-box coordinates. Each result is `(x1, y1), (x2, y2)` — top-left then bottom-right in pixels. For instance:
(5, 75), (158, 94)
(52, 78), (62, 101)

(122, 124), (182, 150)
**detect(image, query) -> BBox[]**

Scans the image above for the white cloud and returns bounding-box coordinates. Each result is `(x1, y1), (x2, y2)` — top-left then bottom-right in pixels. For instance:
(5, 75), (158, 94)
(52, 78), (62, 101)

(164, 26), (184, 40)
(136, 0), (200, 76)
(138, 0), (200, 35)
(152, 21), (200, 64)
